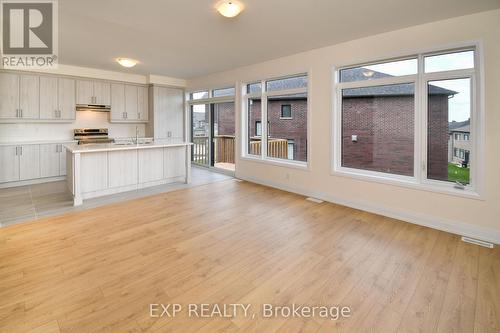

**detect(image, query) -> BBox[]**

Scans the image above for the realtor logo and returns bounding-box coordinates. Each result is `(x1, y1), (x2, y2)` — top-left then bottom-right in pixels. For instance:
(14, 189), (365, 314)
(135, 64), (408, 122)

(1, 0), (58, 68)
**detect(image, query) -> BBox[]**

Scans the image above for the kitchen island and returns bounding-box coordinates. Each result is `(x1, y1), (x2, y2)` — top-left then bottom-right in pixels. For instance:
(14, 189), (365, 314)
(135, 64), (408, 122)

(65, 141), (192, 206)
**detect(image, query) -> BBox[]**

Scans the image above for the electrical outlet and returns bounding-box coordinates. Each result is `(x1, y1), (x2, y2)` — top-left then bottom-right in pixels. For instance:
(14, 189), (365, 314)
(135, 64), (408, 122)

(285, 173), (290, 180)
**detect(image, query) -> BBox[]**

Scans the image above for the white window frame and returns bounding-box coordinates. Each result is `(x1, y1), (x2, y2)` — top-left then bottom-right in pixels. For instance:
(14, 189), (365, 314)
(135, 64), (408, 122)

(332, 43), (484, 199)
(242, 73), (310, 169)
(280, 104), (293, 119)
(187, 85), (236, 172)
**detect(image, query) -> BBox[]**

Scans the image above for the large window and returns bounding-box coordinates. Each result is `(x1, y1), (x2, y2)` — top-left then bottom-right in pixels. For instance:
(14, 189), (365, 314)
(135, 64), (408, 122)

(244, 74), (308, 164)
(334, 47), (481, 195)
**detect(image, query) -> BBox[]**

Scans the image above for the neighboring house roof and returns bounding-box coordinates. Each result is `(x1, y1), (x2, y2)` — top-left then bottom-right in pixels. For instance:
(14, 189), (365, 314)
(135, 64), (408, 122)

(341, 68), (457, 97)
(449, 119), (470, 132)
(451, 125), (470, 133)
(266, 76), (308, 91)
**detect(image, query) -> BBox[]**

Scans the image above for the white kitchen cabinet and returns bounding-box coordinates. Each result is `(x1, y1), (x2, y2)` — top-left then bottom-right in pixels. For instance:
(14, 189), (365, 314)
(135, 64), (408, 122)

(138, 86), (149, 121)
(0, 146), (20, 183)
(0, 73), (19, 119)
(125, 85), (138, 120)
(108, 150), (138, 188)
(94, 81), (111, 105)
(77, 80), (110, 105)
(40, 77), (76, 120)
(19, 145), (40, 181)
(111, 84), (148, 122)
(40, 143), (60, 178)
(19, 75), (40, 119)
(76, 79), (93, 105)
(58, 78), (76, 120)
(138, 148), (164, 183)
(40, 77), (58, 119)
(59, 145), (67, 176)
(81, 152), (108, 193)
(164, 146), (186, 179)
(146, 86), (184, 139)
(111, 83), (126, 120)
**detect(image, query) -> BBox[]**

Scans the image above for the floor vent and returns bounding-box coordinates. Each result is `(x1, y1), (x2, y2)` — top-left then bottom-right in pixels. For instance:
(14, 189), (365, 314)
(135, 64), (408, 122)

(461, 236), (494, 248)
(306, 197), (324, 204)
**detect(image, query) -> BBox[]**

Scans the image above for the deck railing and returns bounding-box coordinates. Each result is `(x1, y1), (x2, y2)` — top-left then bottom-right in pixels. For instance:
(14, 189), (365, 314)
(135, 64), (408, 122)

(250, 137), (288, 159)
(214, 135), (235, 164)
(192, 136), (288, 164)
(192, 136), (209, 165)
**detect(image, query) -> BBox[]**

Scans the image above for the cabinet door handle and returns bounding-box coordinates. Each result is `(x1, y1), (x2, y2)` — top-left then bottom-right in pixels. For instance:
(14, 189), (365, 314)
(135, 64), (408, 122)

(19, 146), (23, 156)
(58, 110), (61, 118)
(20, 109), (23, 118)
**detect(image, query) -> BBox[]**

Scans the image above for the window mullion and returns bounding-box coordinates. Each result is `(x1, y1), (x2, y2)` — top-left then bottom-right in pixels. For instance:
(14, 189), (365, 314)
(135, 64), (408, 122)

(262, 90), (268, 159)
(417, 53), (425, 185)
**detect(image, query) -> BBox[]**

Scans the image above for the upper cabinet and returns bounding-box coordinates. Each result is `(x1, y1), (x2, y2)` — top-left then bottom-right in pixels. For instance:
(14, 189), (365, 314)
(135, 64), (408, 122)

(0, 73), (19, 119)
(110, 83), (149, 123)
(0, 70), (151, 124)
(0, 73), (39, 120)
(40, 76), (75, 120)
(76, 79), (111, 106)
(146, 86), (184, 139)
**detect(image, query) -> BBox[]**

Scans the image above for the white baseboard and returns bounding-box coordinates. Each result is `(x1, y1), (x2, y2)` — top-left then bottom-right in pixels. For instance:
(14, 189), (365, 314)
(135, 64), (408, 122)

(239, 175), (500, 245)
(0, 176), (65, 189)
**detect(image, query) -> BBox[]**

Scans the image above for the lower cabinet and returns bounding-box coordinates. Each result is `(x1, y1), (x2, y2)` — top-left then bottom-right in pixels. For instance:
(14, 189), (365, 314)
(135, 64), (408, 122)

(0, 146), (20, 183)
(138, 148), (164, 183)
(164, 146), (186, 179)
(0, 142), (73, 186)
(80, 152), (108, 193)
(0, 145), (40, 183)
(40, 143), (68, 178)
(108, 150), (138, 188)
(19, 145), (40, 181)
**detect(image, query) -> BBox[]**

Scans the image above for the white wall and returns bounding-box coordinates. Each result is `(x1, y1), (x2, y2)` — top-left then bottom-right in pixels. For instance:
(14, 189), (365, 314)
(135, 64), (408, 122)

(0, 112), (145, 142)
(187, 9), (500, 243)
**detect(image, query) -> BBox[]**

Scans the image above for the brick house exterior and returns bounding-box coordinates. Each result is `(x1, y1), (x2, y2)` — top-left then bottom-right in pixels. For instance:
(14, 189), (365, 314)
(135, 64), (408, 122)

(341, 83), (453, 179)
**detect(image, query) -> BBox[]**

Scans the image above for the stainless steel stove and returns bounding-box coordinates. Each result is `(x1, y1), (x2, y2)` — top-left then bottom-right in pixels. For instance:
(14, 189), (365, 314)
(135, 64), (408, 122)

(74, 128), (114, 145)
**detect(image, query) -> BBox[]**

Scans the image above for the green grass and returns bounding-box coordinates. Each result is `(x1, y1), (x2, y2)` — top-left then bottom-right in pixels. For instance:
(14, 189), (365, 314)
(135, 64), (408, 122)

(448, 163), (470, 184)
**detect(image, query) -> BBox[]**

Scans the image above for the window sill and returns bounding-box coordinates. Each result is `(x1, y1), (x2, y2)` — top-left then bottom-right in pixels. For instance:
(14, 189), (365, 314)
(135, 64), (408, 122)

(279, 117), (293, 120)
(241, 155), (309, 171)
(331, 167), (483, 200)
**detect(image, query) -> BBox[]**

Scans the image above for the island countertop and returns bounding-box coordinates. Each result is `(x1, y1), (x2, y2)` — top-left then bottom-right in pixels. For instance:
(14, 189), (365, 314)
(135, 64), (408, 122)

(65, 140), (193, 154)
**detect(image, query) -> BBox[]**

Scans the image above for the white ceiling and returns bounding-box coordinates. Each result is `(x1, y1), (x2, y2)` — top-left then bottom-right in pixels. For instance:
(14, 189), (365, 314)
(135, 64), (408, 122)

(59, 0), (500, 79)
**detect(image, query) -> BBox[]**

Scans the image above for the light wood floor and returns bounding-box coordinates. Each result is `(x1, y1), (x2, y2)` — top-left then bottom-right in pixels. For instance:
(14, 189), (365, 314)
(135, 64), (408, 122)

(0, 179), (499, 333)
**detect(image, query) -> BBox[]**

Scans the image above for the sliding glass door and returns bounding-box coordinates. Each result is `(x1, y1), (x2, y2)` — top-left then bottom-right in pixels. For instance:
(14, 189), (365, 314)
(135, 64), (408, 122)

(190, 99), (235, 172)
(191, 103), (210, 167)
(212, 102), (235, 172)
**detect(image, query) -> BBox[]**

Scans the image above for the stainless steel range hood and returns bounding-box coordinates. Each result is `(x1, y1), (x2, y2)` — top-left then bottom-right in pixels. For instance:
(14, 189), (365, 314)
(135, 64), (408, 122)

(76, 104), (111, 112)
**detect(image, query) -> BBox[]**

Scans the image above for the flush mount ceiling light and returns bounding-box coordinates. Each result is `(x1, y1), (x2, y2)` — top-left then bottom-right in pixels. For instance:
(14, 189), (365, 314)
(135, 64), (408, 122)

(216, 1), (243, 18)
(116, 58), (138, 68)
